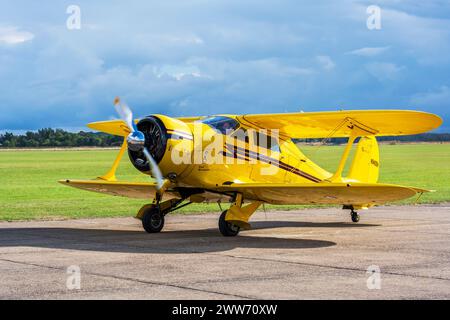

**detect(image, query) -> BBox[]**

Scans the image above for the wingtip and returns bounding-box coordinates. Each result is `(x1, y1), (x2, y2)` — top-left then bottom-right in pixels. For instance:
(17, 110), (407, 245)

(85, 119), (130, 136)
(410, 187), (433, 193)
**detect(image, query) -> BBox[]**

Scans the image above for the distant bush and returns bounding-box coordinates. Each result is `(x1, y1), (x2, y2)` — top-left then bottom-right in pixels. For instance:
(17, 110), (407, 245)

(1, 129), (449, 148)
(0, 128), (123, 148)
(293, 133), (450, 145)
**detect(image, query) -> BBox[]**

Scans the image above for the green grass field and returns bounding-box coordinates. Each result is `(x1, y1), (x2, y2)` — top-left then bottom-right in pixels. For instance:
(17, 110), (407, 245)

(0, 144), (449, 221)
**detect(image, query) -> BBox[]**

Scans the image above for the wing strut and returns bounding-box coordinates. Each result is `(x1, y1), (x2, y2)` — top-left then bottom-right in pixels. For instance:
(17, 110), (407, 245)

(328, 119), (377, 182)
(98, 137), (127, 181)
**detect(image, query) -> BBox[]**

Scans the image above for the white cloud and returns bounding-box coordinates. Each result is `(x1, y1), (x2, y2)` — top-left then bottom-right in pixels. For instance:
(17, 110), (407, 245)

(316, 55), (335, 71)
(0, 27), (34, 45)
(365, 62), (404, 81)
(153, 64), (211, 81)
(347, 46), (390, 57)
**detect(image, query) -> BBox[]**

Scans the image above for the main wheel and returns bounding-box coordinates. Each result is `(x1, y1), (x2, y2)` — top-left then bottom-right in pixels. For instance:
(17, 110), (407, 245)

(218, 210), (240, 237)
(142, 206), (165, 233)
(351, 210), (360, 223)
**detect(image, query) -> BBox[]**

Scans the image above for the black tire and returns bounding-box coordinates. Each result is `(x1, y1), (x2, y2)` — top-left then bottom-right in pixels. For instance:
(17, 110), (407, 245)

(142, 206), (165, 233)
(351, 211), (360, 223)
(218, 210), (240, 237)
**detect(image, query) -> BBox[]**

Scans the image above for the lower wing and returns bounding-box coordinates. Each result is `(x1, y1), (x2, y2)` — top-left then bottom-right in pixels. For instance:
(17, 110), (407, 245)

(60, 179), (429, 207)
(59, 179), (228, 203)
(59, 179), (180, 200)
(213, 182), (429, 206)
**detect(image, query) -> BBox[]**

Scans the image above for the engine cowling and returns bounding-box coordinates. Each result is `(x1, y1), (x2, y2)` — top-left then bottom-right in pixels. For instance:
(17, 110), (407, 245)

(128, 115), (194, 179)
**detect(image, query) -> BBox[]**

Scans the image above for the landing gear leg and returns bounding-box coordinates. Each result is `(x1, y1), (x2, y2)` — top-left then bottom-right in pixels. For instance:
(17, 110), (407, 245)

(343, 205), (361, 223)
(137, 198), (190, 233)
(141, 205), (165, 233)
(217, 194), (262, 237)
(350, 209), (360, 223)
(218, 210), (240, 237)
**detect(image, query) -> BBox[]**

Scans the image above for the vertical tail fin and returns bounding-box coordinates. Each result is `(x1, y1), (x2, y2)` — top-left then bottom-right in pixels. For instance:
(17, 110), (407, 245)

(347, 136), (379, 183)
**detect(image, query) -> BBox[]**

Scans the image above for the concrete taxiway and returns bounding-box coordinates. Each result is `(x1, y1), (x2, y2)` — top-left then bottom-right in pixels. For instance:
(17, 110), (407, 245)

(0, 205), (449, 299)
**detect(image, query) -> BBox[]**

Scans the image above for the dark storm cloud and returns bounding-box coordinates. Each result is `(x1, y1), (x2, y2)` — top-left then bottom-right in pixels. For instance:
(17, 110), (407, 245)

(0, 0), (449, 131)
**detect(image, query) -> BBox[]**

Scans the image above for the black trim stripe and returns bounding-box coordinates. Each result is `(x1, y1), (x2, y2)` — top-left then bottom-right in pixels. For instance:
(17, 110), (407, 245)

(224, 144), (322, 183)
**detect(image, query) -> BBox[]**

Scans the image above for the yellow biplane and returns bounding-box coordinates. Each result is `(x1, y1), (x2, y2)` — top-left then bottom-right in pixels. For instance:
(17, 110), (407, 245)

(60, 98), (442, 236)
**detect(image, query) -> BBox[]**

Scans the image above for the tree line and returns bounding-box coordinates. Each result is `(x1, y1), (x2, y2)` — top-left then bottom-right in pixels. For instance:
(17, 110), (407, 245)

(0, 128), (449, 148)
(294, 133), (450, 145)
(0, 128), (123, 148)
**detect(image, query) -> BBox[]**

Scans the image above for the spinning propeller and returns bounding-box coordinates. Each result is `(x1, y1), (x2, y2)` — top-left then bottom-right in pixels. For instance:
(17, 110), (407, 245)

(114, 97), (164, 190)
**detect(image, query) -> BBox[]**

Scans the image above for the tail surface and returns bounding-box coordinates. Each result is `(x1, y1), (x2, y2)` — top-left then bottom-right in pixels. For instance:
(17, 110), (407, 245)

(347, 136), (379, 183)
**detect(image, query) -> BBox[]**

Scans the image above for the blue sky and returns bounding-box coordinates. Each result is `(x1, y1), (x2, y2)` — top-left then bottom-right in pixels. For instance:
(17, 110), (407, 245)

(0, 0), (449, 132)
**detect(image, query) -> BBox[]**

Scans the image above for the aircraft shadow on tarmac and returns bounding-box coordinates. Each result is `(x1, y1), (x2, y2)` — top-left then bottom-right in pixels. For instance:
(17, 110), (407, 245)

(251, 220), (380, 229)
(0, 221), (378, 254)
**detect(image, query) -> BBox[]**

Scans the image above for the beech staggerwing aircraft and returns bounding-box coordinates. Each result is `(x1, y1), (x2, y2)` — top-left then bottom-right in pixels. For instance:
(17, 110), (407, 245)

(60, 98), (442, 236)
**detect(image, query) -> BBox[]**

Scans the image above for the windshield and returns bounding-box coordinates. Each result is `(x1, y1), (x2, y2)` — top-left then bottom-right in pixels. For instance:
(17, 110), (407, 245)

(200, 116), (240, 135)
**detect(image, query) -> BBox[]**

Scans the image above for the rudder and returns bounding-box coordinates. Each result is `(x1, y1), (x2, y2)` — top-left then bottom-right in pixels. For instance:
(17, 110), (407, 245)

(347, 136), (379, 183)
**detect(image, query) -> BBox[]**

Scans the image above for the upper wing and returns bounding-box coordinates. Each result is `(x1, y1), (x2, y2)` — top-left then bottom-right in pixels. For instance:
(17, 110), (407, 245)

(238, 110), (442, 138)
(87, 116), (204, 137)
(213, 182), (428, 206)
(176, 116), (204, 122)
(59, 179), (181, 200)
(86, 110), (441, 138)
(87, 120), (130, 137)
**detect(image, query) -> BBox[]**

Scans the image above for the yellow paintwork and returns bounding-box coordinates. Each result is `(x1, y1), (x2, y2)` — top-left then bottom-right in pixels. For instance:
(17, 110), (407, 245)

(238, 110), (442, 138)
(88, 110), (442, 138)
(224, 193), (262, 229)
(59, 179), (179, 200)
(348, 136), (379, 183)
(62, 109), (441, 226)
(153, 115), (194, 178)
(97, 138), (127, 181)
(329, 134), (358, 182)
(215, 182), (427, 206)
(87, 116), (203, 137)
(87, 119), (131, 137)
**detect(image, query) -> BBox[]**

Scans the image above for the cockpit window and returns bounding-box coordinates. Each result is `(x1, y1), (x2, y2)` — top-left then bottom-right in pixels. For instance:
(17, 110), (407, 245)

(200, 116), (240, 135)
